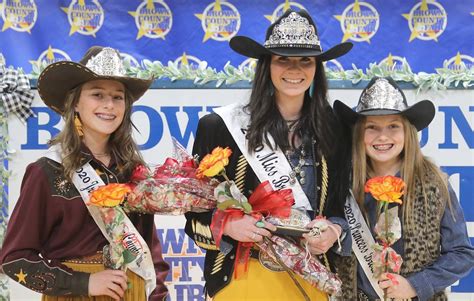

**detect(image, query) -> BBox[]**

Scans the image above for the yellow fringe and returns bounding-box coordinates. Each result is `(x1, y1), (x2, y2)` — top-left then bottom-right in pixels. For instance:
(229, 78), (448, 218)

(42, 262), (145, 301)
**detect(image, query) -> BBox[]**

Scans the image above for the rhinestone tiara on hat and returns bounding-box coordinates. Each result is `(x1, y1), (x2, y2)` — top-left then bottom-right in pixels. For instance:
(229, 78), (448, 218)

(264, 12), (321, 50)
(85, 47), (126, 77)
(356, 78), (407, 112)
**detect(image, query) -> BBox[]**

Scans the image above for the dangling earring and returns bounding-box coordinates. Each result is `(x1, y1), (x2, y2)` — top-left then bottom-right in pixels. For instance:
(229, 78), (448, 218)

(74, 113), (84, 137)
(309, 83), (315, 97)
(269, 83), (275, 96)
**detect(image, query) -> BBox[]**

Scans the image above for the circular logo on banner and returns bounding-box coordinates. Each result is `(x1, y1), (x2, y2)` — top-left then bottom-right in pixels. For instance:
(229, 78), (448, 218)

(62, 0), (104, 37)
(120, 53), (140, 68)
(334, 1), (379, 43)
(129, 0), (172, 40)
(265, 2), (306, 23)
(195, 1), (240, 42)
(402, 0), (447, 42)
(324, 59), (345, 73)
(174, 53), (203, 70)
(37, 46), (71, 64)
(1, 0), (37, 33)
(444, 52), (474, 72)
(378, 53), (410, 72)
(30, 46), (71, 70)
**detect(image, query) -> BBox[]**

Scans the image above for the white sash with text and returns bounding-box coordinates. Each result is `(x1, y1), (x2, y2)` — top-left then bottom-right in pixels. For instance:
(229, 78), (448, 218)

(45, 146), (156, 298)
(344, 191), (384, 299)
(215, 103), (311, 210)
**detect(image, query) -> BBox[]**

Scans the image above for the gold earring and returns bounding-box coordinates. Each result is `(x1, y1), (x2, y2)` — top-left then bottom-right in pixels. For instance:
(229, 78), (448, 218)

(74, 113), (84, 137)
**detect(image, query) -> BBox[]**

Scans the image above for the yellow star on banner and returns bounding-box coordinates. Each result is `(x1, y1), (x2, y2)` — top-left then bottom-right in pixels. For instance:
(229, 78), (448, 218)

(1, 18), (13, 32)
(15, 269), (27, 284)
(181, 52), (189, 66)
(340, 23), (355, 42)
(146, 0), (155, 10)
(69, 19), (81, 36)
(353, 0), (361, 12)
(334, 0), (366, 42)
(403, 0), (429, 42)
(386, 53), (394, 67)
(195, 0), (223, 42)
(454, 52), (462, 65)
(265, 0), (291, 22)
(46, 45), (55, 61)
(136, 23), (148, 40)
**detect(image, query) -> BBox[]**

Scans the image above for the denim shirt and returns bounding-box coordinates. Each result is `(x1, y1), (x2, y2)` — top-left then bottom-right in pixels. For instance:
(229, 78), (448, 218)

(358, 184), (474, 301)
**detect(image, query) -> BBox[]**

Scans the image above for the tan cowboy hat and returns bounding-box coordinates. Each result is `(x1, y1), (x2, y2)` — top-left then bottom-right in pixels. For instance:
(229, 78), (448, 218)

(37, 46), (153, 114)
(229, 9), (353, 60)
(334, 77), (435, 131)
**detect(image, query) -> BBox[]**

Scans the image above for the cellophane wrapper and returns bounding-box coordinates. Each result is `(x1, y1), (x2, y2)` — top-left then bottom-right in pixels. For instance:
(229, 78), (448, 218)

(257, 233), (342, 295)
(124, 176), (217, 215)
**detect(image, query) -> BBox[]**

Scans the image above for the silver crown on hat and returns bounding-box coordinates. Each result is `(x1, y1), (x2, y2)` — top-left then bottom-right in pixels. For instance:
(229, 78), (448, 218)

(85, 47), (126, 77)
(264, 12), (321, 50)
(356, 78), (406, 112)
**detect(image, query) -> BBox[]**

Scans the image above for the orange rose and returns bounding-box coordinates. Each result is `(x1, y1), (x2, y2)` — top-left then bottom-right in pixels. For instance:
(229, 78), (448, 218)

(89, 184), (131, 207)
(196, 147), (232, 178)
(364, 176), (404, 204)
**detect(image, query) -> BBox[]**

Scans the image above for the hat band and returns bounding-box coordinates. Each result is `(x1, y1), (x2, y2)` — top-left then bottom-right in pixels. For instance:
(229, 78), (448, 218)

(265, 43), (322, 51)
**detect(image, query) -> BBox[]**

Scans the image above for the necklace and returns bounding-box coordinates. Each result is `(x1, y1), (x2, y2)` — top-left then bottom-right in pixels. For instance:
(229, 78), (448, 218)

(285, 145), (306, 185)
(285, 119), (299, 132)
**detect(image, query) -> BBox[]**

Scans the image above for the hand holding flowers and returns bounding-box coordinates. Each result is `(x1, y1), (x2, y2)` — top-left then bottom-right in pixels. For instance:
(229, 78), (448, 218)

(365, 175), (405, 300)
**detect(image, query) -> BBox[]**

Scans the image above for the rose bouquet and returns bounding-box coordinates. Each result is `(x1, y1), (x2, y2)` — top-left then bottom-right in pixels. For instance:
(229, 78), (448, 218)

(88, 140), (342, 295)
(365, 175), (405, 300)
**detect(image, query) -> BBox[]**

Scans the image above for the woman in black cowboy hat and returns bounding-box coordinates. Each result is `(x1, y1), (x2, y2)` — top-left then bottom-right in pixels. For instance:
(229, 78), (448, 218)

(334, 77), (474, 300)
(0, 46), (169, 300)
(185, 9), (354, 300)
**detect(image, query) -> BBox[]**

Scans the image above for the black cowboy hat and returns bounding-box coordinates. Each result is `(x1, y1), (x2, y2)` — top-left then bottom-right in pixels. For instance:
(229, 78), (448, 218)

(37, 46), (153, 114)
(334, 77), (435, 131)
(229, 9), (353, 60)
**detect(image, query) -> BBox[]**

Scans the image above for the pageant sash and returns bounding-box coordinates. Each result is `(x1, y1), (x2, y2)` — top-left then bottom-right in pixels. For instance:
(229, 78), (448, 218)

(344, 191), (384, 299)
(45, 146), (156, 298)
(215, 103), (311, 210)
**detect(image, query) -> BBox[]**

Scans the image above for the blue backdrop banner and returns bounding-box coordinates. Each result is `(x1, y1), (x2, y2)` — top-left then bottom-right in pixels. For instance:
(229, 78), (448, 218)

(0, 0), (473, 74)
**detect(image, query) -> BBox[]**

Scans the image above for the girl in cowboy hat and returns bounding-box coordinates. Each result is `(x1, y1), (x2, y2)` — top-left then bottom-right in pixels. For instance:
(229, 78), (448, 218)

(333, 76), (474, 300)
(185, 9), (354, 300)
(0, 46), (169, 301)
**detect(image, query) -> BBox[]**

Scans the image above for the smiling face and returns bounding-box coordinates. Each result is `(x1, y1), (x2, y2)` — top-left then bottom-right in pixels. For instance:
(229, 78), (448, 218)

(75, 79), (126, 141)
(364, 114), (405, 174)
(270, 55), (316, 103)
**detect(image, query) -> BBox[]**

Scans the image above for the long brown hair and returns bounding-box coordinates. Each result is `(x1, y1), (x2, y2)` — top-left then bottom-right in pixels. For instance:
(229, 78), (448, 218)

(351, 116), (452, 229)
(244, 55), (351, 215)
(244, 56), (339, 156)
(49, 82), (145, 179)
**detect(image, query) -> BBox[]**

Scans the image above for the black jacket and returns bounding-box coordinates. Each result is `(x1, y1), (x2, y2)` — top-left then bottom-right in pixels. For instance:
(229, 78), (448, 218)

(184, 112), (351, 297)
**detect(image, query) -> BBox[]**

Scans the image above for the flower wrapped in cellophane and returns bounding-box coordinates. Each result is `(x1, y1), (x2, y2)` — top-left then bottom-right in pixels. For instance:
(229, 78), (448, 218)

(88, 139), (341, 295)
(365, 175), (405, 300)
(259, 209), (342, 295)
(122, 158), (218, 215)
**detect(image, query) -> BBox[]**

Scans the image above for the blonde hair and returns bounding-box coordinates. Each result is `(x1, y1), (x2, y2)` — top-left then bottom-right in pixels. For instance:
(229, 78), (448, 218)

(351, 116), (452, 230)
(49, 82), (145, 179)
